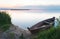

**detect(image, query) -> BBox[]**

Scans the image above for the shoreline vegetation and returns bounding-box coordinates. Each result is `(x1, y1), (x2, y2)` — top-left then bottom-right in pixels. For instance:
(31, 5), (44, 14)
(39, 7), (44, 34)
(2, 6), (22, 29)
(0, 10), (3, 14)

(0, 12), (31, 39)
(0, 11), (60, 39)
(0, 9), (30, 10)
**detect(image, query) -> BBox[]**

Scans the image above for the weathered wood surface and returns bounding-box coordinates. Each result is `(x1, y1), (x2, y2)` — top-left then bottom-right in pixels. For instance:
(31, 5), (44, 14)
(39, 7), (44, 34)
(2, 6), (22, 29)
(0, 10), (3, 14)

(28, 17), (55, 34)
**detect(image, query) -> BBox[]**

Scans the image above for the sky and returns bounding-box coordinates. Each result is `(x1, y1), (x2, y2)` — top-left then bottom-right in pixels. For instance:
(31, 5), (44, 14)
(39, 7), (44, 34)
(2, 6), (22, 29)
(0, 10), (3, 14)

(0, 0), (60, 8)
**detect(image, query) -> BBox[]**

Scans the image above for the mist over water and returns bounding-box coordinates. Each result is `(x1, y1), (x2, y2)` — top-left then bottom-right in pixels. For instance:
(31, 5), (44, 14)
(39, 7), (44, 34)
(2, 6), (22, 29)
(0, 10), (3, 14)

(5, 10), (60, 30)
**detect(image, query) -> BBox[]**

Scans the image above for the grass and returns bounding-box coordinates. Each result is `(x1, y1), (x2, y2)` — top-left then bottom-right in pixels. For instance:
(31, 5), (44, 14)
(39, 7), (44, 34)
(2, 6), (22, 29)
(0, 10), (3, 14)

(0, 12), (11, 32)
(33, 17), (60, 39)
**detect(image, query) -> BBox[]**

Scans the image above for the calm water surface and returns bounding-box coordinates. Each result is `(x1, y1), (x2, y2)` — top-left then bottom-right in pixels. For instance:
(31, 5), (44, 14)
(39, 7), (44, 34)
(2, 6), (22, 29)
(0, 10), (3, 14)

(4, 10), (60, 30)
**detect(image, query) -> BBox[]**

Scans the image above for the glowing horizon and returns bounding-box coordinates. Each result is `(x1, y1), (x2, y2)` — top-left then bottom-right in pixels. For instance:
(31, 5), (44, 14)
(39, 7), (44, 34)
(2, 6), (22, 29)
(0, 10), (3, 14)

(0, 0), (60, 8)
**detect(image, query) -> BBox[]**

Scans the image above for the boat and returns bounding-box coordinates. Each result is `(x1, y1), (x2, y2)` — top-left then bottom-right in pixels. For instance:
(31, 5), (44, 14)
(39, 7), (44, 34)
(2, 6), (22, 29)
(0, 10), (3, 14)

(27, 17), (55, 34)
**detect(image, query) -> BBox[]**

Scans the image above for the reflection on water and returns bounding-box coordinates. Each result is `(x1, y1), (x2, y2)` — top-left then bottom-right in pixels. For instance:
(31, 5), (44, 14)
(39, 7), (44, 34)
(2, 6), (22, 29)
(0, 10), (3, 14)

(4, 10), (60, 30)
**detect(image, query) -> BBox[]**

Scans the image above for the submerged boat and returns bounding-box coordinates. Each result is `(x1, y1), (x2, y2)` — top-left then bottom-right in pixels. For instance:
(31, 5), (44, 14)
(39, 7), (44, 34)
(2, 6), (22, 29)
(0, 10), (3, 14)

(27, 17), (55, 34)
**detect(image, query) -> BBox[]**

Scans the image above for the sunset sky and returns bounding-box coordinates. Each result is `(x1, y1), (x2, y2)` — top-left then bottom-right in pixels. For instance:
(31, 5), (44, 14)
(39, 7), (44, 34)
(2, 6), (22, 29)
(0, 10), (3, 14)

(0, 0), (60, 8)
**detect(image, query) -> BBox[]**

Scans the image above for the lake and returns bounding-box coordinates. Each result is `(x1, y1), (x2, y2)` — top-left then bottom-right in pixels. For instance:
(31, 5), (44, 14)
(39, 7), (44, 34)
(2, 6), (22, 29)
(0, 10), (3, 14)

(1, 10), (60, 30)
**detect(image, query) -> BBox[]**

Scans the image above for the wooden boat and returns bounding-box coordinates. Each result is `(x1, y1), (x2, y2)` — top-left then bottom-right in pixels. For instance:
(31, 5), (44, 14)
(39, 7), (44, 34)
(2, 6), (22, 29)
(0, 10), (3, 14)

(27, 17), (55, 34)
